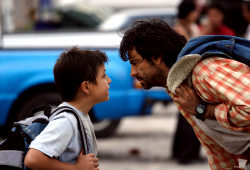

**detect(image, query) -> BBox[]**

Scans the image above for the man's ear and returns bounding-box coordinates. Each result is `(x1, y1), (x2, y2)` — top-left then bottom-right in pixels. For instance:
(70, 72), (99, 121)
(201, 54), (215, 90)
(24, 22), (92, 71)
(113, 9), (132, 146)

(80, 81), (90, 95)
(152, 56), (163, 65)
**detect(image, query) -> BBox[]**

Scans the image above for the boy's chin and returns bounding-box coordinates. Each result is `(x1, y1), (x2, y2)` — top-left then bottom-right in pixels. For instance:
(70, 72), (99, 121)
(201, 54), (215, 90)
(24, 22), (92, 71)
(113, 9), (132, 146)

(99, 96), (109, 103)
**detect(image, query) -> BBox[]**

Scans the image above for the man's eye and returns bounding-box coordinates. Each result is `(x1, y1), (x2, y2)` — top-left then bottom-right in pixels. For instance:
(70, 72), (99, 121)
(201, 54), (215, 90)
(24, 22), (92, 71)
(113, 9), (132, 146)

(131, 61), (137, 65)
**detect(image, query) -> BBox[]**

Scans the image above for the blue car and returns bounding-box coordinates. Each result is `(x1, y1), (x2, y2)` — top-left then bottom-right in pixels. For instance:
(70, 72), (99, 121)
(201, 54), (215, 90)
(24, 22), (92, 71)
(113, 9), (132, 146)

(0, 31), (171, 137)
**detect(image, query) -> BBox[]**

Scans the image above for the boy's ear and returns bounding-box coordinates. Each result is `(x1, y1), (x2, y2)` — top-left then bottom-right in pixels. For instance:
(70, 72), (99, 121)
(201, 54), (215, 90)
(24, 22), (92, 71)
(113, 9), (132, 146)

(152, 56), (163, 65)
(80, 81), (90, 95)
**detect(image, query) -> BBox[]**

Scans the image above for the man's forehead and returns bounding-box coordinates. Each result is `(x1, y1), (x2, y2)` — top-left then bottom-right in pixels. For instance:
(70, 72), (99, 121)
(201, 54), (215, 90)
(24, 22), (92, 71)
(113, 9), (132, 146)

(128, 48), (140, 60)
(127, 49), (133, 59)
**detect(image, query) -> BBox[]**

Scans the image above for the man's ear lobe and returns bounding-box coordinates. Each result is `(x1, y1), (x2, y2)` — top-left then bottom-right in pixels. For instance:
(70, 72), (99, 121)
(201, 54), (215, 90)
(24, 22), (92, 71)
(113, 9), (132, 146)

(81, 81), (90, 95)
(152, 56), (163, 65)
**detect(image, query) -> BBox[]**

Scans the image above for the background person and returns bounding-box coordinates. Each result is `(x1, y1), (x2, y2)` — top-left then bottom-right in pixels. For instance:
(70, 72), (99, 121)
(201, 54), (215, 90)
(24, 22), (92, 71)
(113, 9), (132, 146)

(200, 3), (235, 36)
(242, 0), (250, 39)
(174, 1), (201, 40)
(172, 0), (203, 164)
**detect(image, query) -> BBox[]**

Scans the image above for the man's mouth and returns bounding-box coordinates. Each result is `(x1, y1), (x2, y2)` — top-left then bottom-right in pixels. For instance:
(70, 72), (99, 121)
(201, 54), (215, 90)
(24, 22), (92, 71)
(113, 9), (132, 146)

(136, 77), (143, 81)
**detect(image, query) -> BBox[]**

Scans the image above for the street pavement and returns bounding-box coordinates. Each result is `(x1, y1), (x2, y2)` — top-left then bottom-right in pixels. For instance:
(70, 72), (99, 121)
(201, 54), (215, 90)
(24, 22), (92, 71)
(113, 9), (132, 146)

(97, 102), (210, 170)
(0, 102), (211, 170)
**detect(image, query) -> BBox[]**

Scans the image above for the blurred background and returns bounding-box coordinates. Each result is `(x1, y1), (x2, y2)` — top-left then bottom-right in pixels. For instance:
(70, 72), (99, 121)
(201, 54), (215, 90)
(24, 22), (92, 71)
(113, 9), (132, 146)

(1, 0), (248, 35)
(0, 0), (248, 169)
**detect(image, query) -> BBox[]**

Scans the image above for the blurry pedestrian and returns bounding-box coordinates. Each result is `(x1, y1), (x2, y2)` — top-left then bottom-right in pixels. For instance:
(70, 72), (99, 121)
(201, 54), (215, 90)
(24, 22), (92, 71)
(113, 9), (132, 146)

(242, 0), (250, 39)
(200, 3), (235, 36)
(172, 0), (203, 164)
(25, 47), (112, 170)
(174, 1), (201, 40)
(119, 19), (250, 169)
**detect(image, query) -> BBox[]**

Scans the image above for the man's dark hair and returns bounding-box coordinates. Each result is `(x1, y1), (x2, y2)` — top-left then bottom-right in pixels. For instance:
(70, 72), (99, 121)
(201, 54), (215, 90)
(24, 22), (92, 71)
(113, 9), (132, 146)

(119, 19), (187, 68)
(53, 47), (108, 101)
(178, 1), (196, 19)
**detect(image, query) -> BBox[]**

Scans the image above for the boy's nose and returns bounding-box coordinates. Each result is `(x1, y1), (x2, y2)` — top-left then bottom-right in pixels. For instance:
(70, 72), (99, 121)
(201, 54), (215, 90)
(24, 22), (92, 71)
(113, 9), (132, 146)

(108, 76), (111, 84)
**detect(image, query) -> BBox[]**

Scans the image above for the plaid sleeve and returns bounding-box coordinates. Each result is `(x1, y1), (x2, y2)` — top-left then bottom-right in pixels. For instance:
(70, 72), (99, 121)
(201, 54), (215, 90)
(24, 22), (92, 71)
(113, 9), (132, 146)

(167, 91), (240, 170)
(192, 57), (250, 132)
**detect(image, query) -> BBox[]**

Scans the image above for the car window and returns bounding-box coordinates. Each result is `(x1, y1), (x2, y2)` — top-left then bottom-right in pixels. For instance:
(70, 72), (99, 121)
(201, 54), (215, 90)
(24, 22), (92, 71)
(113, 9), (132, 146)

(1, 2), (112, 33)
(121, 14), (176, 31)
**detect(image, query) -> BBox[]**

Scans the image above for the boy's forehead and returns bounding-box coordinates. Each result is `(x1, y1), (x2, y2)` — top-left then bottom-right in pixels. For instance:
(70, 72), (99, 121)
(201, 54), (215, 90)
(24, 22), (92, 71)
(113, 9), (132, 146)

(98, 64), (105, 71)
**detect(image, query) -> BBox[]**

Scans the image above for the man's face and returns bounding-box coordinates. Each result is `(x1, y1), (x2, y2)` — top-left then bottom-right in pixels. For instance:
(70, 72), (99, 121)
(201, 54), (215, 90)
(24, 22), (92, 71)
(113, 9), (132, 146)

(128, 48), (165, 89)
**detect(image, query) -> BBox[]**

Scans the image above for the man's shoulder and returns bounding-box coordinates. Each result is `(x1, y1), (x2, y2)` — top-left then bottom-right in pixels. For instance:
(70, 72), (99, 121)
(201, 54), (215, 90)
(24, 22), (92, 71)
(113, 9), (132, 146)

(193, 57), (229, 77)
(195, 56), (222, 68)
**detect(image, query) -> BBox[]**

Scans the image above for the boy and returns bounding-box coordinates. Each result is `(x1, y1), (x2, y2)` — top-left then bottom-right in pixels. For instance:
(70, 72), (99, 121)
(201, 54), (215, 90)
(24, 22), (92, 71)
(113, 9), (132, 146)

(24, 47), (111, 170)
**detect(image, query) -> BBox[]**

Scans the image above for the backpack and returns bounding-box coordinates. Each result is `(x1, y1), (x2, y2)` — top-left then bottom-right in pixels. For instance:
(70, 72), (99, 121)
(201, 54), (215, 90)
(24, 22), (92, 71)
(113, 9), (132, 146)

(0, 105), (88, 170)
(177, 35), (250, 66)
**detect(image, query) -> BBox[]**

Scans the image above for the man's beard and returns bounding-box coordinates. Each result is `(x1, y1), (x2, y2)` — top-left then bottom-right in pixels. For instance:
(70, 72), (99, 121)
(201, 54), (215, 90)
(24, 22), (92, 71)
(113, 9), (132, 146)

(137, 78), (152, 89)
(137, 66), (166, 89)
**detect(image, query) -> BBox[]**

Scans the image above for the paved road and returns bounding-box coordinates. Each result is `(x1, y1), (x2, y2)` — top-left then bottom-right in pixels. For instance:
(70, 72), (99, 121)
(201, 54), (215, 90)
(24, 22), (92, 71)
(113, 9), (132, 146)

(0, 102), (211, 170)
(97, 102), (210, 170)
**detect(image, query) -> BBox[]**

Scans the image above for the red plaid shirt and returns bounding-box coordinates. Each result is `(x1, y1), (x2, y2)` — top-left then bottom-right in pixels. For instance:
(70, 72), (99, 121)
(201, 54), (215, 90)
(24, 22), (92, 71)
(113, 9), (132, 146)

(169, 57), (250, 170)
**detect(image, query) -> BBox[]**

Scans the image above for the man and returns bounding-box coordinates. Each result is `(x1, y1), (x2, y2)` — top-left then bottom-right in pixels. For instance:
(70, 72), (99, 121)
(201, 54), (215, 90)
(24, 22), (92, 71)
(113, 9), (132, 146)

(119, 19), (250, 169)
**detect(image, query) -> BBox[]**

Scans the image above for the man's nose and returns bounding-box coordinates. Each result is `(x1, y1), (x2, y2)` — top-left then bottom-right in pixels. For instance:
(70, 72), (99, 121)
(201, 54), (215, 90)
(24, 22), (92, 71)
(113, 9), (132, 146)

(130, 66), (137, 77)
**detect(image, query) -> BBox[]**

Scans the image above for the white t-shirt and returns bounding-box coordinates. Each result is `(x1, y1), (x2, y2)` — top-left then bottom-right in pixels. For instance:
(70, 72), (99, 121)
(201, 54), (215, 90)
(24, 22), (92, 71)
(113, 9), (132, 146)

(29, 102), (97, 163)
(193, 116), (250, 155)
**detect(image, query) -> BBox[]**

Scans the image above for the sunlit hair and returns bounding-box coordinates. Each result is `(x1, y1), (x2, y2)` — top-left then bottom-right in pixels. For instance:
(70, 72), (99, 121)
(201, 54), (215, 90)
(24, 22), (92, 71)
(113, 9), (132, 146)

(119, 19), (187, 68)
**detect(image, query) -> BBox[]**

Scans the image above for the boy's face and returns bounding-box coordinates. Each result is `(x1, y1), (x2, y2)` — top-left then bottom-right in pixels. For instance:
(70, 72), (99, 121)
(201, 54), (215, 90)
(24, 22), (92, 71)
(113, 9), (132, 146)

(128, 48), (165, 89)
(89, 64), (111, 103)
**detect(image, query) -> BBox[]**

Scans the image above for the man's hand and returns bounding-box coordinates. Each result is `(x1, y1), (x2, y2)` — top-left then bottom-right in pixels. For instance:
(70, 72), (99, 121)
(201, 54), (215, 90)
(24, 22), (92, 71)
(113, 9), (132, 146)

(75, 152), (99, 170)
(173, 84), (216, 120)
(173, 84), (201, 116)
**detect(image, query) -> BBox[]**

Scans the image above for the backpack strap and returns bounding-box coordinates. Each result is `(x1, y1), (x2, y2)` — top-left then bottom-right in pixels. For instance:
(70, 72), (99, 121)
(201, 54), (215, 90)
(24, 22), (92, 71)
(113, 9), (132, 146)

(50, 106), (89, 155)
(0, 150), (24, 168)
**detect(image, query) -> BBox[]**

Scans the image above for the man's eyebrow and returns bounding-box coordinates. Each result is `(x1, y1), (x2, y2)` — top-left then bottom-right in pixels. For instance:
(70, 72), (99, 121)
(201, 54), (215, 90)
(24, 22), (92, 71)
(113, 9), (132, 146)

(128, 55), (133, 60)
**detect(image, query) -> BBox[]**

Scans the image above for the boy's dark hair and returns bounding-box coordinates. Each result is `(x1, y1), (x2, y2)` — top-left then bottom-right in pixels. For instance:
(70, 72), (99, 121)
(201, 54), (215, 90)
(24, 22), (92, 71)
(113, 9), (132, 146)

(53, 47), (108, 101)
(119, 19), (187, 68)
(178, 1), (196, 19)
